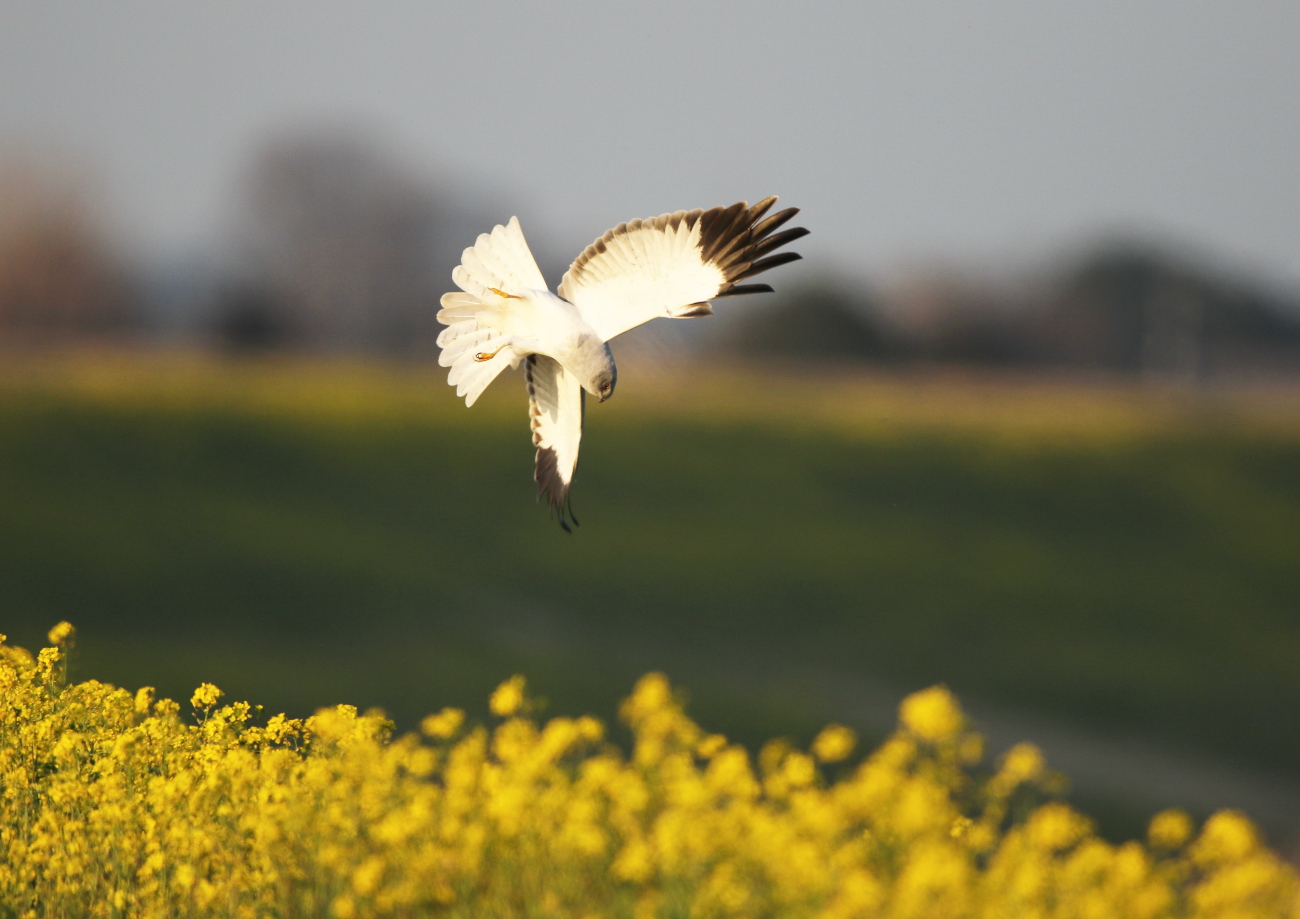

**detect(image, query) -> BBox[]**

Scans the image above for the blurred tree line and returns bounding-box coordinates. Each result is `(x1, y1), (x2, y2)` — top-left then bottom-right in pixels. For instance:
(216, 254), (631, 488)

(1, 132), (1298, 380)
(0, 158), (134, 345)
(729, 251), (1300, 382)
(213, 132), (469, 355)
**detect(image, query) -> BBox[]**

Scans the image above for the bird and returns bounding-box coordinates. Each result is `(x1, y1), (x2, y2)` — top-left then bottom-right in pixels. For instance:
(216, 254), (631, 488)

(435, 196), (808, 531)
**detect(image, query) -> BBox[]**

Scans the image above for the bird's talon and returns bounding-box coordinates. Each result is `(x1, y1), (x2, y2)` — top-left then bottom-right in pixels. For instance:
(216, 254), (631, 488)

(474, 346), (505, 362)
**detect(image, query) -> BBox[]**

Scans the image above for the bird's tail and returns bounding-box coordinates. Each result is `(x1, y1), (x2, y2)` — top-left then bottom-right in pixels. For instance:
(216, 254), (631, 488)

(436, 292), (517, 407)
(451, 216), (548, 299)
(437, 216), (549, 407)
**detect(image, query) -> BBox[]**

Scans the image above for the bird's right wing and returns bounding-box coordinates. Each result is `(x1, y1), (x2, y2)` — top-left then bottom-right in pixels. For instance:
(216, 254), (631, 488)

(525, 354), (584, 531)
(557, 197), (808, 342)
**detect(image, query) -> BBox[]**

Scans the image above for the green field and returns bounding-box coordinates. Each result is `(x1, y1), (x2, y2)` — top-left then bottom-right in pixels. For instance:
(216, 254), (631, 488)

(2, 353), (1298, 836)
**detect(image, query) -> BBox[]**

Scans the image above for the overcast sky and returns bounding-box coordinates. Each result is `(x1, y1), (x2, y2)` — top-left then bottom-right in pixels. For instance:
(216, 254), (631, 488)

(2, 2), (1297, 287)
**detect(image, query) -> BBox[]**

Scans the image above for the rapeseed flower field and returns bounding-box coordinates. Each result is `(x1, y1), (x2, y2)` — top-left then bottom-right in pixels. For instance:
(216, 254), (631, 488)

(3, 624), (1296, 918)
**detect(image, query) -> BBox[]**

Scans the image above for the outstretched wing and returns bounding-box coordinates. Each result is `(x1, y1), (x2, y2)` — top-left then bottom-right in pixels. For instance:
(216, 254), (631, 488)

(557, 196), (808, 342)
(525, 354), (584, 532)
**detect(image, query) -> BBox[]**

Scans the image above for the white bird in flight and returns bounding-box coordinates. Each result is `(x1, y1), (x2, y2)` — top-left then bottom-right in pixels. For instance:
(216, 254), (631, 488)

(436, 197), (808, 530)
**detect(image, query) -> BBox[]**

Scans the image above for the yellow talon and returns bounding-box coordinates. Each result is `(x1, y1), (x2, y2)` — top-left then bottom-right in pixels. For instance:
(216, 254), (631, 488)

(489, 287), (522, 299)
(474, 346), (506, 362)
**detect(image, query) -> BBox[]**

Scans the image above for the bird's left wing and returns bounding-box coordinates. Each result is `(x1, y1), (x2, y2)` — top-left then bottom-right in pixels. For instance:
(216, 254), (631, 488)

(557, 197), (808, 342)
(525, 354), (584, 531)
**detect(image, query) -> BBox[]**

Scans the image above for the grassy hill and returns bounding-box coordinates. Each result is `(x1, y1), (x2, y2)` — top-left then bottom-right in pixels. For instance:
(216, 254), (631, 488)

(1, 352), (1298, 837)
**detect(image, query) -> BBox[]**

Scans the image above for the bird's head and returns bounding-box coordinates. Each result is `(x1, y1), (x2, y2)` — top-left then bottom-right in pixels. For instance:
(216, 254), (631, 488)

(577, 339), (617, 403)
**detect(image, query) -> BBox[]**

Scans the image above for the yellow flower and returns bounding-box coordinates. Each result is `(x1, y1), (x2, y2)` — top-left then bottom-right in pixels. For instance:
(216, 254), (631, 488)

(1148, 809), (1193, 850)
(998, 743), (1045, 784)
(1191, 810), (1258, 864)
(1, 625), (1296, 918)
(811, 724), (856, 763)
(782, 751), (816, 787)
(134, 686), (155, 714)
(696, 733), (728, 759)
(619, 672), (673, 724)
(575, 715), (604, 743)
(899, 685), (964, 742)
(613, 839), (654, 882)
(190, 682), (224, 710)
(1025, 802), (1090, 852)
(351, 855), (386, 896)
(46, 621), (75, 646)
(489, 675), (526, 717)
(421, 707), (465, 739)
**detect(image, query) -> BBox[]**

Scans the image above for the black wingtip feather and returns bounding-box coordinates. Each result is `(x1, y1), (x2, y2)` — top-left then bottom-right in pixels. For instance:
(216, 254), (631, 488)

(700, 202), (748, 262)
(553, 494), (579, 533)
(745, 196), (779, 227)
(536, 458), (578, 534)
(751, 226), (810, 260)
(714, 282), (775, 298)
(750, 207), (800, 240)
(693, 197), (807, 297)
(733, 251), (802, 281)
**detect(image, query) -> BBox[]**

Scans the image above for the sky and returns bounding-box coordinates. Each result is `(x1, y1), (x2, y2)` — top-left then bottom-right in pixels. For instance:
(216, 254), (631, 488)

(2, 2), (1298, 287)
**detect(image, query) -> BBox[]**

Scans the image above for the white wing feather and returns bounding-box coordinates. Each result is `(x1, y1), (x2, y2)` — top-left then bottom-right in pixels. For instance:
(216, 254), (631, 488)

(558, 215), (724, 342)
(557, 198), (807, 343)
(526, 354), (583, 531)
